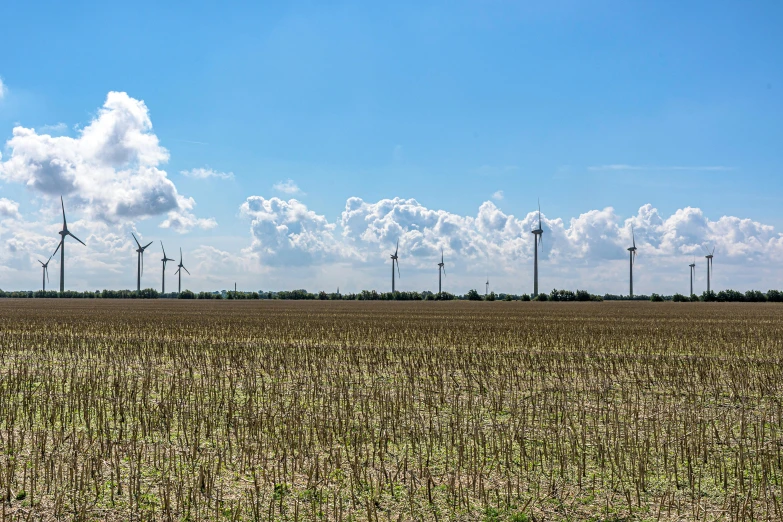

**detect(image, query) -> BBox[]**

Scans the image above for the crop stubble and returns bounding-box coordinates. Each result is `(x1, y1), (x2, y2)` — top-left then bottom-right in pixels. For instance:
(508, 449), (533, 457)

(0, 300), (782, 521)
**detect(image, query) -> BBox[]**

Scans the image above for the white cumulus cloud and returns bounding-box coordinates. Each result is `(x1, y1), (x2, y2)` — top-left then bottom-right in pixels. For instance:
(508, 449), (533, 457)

(240, 196), (346, 266)
(39, 122), (68, 134)
(273, 179), (303, 195)
(181, 167), (234, 180)
(0, 91), (213, 231)
(0, 198), (20, 219)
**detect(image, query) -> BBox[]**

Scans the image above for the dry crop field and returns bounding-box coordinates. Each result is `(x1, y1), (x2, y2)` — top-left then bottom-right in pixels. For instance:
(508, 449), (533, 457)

(0, 300), (782, 521)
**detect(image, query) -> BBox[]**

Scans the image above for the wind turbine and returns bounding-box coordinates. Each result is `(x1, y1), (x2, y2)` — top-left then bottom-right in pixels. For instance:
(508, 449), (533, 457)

(160, 241), (175, 294)
(437, 248), (446, 294)
(38, 252), (55, 292)
(531, 199), (544, 297)
(174, 248), (190, 294)
(485, 275), (489, 297)
(56, 196), (86, 292)
(704, 247), (715, 294)
(390, 240), (400, 293)
(689, 257), (696, 296)
(627, 226), (638, 297)
(132, 233), (153, 292)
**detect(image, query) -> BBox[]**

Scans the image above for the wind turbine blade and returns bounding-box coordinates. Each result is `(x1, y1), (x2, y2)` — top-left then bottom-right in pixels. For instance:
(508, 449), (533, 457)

(160, 241), (166, 259)
(52, 241), (61, 257)
(69, 232), (86, 246)
(132, 233), (142, 249)
(632, 226), (636, 248)
(180, 247), (183, 263)
(174, 268), (180, 275)
(183, 266), (190, 276)
(395, 239), (399, 256)
(396, 260), (400, 279)
(46, 266), (49, 284)
(143, 241), (153, 250)
(60, 196), (67, 226)
(443, 266), (446, 276)
(537, 198), (542, 229)
(38, 259), (45, 267)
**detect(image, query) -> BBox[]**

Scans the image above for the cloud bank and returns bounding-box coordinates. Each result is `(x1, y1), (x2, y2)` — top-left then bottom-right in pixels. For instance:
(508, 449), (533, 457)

(1, 194), (780, 294)
(239, 196), (783, 294)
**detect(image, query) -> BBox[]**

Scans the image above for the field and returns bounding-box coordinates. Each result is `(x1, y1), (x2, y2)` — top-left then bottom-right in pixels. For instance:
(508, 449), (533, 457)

(0, 300), (782, 521)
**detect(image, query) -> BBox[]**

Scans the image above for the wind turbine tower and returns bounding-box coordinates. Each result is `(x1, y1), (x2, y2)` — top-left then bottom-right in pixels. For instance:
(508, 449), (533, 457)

(38, 253), (54, 292)
(160, 241), (175, 293)
(705, 247), (715, 294)
(132, 233), (153, 292)
(437, 248), (446, 294)
(627, 226), (638, 297)
(689, 258), (696, 296)
(531, 200), (544, 297)
(56, 196), (86, 293)
(174, 248), (190, 294)
(390, 240), (400, 293)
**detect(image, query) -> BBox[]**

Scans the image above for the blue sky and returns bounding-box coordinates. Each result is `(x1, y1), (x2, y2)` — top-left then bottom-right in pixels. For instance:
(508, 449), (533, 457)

(0, 1), (782, 294)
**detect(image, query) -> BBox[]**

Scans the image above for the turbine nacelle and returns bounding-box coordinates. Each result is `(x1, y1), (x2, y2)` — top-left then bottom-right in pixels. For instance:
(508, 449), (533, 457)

(704, 247), (715, 271)
(160, 241), (175, 264)
(56, 196), (86, 292)
(132, 233), (153, 279)
(531, 199), (544, 240)
(627, 226), (637, 263)
(389, 240), (400, 280)
(176, 247), (191, 275)
(133, 233), (153, 253)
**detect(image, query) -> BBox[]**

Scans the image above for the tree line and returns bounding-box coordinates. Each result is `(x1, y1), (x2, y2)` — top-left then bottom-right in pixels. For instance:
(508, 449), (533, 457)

(0, 288), (781, 302)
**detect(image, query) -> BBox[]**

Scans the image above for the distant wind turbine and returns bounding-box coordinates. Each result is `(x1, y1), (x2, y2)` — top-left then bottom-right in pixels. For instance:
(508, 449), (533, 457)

(55, 196), (86, 292)
(531, 199), (544, 297)
(704, 247), (715, 294)
(174, 248), (190, 294)
(689, 258), (696, 296)
(485, 275), (489, 298)
(437, 248), (446, 294)
(390, 240), (400, 293)
(160, 241), (175, 293)
(38, 252), (55, 292)
(132, 233), (153, 292)
(627, 226), (638, 297)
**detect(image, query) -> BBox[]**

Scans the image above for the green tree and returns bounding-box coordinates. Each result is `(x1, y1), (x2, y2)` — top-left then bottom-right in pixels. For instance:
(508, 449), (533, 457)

(466, 289), (482, 301)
